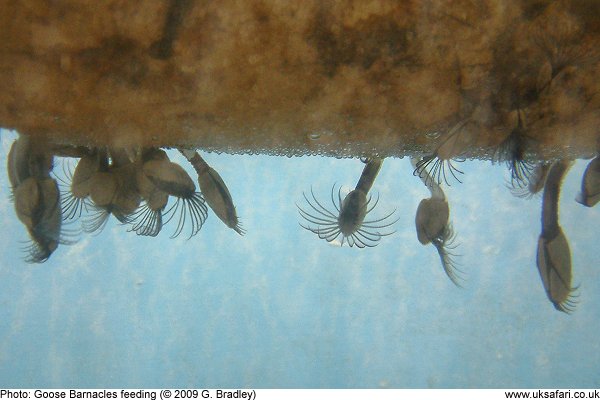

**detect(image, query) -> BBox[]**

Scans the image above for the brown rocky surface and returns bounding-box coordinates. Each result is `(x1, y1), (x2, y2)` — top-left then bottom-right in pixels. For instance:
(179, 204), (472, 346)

(1, 0), (599, 158)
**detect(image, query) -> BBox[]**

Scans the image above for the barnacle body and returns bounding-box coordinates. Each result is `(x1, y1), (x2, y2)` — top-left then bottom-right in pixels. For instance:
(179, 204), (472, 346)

(576, 156), (600, 207)
(537, 227), (579, 313)
(15, 177), (71, 263)
(143, 158), (208, 238)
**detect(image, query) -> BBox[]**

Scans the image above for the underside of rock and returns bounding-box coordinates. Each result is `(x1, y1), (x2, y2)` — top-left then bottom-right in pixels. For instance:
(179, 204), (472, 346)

(1, 0), (599, 158)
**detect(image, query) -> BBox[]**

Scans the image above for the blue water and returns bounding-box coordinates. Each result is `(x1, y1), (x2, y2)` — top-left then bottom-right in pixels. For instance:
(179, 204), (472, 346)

(0, 129), (599, 388)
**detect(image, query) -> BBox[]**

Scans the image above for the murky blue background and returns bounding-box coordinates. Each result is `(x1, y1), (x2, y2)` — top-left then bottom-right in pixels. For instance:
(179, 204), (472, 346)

(0, 128), (598, 388)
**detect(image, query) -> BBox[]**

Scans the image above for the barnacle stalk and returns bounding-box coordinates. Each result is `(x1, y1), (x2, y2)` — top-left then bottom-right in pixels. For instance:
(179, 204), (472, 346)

(297, 158), (397, 248)
(7, 135), (34, 189)
(413, 119), (470, 187)
(180, 149), (245, 235)
(412, 157), (464, 286)
(7, 135), (54, 187)
(536, 160), (578, 313)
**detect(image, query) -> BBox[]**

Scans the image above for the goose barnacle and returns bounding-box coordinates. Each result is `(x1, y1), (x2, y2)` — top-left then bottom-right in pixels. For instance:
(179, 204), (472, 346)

(181, 149), (245, 235)
(537, 160), (578, 313)
(412, 157), (463, 286)
(297, 158), (397, 248)
(7, 135), (72, 262)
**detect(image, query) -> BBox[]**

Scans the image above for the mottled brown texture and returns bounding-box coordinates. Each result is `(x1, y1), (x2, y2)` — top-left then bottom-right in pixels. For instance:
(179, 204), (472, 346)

(0, 0), (599, 158)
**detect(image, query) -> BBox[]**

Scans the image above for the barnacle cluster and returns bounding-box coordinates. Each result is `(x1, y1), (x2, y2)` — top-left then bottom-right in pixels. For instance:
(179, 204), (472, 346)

(6, 136), (244, 263)
(296, 148), (598, 316)
(59, 146), (209, 240)
(5, 132), (600, 315)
